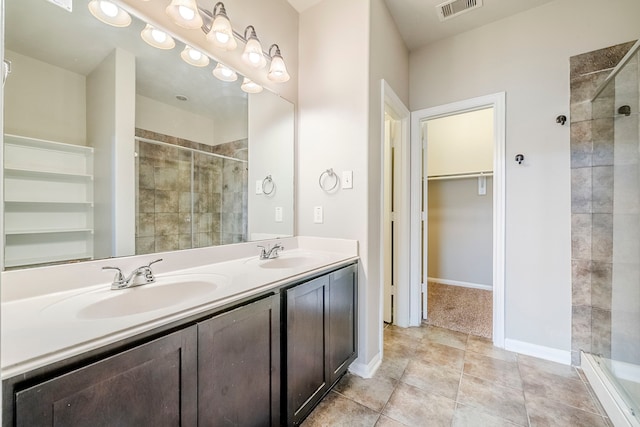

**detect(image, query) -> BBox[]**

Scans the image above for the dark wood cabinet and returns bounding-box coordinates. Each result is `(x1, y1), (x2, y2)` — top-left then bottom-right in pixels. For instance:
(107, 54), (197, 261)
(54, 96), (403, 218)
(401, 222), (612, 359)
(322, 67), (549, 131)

(197, 295), (280, 427)
(14, 327), (197, 427)
(284, 264), (358, 425)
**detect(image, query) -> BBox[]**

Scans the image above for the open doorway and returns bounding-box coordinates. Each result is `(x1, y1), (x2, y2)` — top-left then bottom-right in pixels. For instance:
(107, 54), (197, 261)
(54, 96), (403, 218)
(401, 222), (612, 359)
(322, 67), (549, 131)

(410, 93), (505, 347)
(423, 108), (494, 338)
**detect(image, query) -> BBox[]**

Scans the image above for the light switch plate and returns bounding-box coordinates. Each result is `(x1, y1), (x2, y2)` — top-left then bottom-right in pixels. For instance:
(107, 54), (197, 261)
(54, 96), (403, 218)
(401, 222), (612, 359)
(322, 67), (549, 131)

(255, 180), (263, 195)
(314, 206), (323, 224)
(478, 176), (487, 196)
(342, 171), (353, 189)
(275, 207), (283, 222)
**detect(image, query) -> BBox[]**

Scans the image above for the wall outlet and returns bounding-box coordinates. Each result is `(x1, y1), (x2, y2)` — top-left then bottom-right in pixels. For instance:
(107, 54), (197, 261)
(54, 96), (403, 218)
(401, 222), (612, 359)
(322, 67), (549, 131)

(478, 176), (487, 196)
(275, 207), (283, 222)
(314, 206), (323, 224)
(342, 171), (353, 189)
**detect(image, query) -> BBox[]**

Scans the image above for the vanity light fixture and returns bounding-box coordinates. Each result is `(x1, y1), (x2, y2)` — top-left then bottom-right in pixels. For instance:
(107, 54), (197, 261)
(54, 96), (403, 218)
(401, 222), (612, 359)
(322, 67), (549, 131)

(166, 0), (203, 29)
(241, 77), (263, 93)
(180, 46), (210, 67)
(88, 0), (131, 27)
(267, 44), (290, 83)
(141, 24), (176, 50)
(212, 63), (238, 82)
(242, 26), (267, 69)
(206, 2), (237, 51)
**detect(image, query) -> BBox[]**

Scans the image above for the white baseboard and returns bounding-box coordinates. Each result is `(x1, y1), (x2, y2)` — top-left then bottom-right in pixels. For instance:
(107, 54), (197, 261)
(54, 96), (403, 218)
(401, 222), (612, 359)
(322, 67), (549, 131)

(504, 338), (571, 365)
(581, 352), (640, 427)
(427, 277), (492, 291)
(349, 352), (382, 379)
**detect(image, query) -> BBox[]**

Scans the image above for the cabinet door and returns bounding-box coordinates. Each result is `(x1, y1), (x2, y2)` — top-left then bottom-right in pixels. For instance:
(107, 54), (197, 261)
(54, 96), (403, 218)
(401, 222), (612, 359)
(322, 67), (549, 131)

(285, 275), (330, 425)
(198, 295), (280, 427)
(15, 327), (197, 427)
(328, 264), (358, 384)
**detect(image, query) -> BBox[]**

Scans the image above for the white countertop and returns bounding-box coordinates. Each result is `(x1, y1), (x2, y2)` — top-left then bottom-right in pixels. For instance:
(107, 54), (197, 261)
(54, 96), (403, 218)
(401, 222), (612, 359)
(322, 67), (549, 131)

(1, 237), (358, 379)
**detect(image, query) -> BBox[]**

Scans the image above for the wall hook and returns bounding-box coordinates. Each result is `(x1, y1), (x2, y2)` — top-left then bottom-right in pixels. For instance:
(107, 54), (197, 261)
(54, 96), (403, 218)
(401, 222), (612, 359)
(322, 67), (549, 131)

(556, 115), (567, 125)
(515, 154), (524, 164)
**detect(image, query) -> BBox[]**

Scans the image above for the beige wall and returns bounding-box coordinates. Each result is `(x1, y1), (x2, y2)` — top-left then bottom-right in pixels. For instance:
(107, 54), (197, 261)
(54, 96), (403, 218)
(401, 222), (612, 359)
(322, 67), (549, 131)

(298, 0), (409, 370)
(410, 0), (640, 352)
(426, 108), (493, 176)
(4, 50), (86, 145)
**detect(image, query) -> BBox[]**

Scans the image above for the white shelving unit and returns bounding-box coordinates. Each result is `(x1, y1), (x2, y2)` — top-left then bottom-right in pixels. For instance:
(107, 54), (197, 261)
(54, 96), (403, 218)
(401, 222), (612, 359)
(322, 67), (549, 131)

(4, 134), (94, 268)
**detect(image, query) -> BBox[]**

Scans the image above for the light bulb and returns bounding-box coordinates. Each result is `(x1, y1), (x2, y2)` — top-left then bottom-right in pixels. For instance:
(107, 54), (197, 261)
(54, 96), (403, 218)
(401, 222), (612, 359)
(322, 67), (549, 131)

(178, 5), (195, 20)
(181, 46), (210, 67)
(151, 29), (167, 43)
(241, 77), (263, 93)
(212, 63), (238, 82)
(88, 0), (131, 27)
(99, 1), (118, 17)
(165, 0), (203, 29)
(216, 32), (229, 44)
(141, 24), (176, 50)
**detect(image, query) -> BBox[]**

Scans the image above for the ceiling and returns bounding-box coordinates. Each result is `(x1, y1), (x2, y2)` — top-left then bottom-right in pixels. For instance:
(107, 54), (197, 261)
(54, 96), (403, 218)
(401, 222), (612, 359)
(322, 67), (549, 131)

(287, 0), (556, 51)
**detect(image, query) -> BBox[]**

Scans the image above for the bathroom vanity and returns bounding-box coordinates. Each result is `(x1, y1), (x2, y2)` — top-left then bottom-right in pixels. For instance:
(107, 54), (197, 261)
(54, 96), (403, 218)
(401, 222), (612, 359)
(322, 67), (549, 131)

(1, 237), (358, 426)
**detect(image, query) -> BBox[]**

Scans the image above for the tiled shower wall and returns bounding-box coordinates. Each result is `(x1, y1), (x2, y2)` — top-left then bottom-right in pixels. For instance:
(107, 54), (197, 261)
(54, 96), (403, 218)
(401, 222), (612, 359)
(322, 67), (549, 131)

(135, 129), (248, 255)
(570, 41), (636, 366)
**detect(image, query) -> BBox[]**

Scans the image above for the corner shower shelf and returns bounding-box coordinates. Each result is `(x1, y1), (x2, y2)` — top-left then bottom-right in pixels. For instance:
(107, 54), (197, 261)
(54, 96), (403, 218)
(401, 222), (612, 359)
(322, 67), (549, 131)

(4, 134), (94, 268)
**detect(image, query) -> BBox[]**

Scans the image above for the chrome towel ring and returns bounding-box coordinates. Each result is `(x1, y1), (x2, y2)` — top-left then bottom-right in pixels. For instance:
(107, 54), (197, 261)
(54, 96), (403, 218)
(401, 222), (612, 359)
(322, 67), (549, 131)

(319, 168), (339, 192)
(262, 175), (275, 195)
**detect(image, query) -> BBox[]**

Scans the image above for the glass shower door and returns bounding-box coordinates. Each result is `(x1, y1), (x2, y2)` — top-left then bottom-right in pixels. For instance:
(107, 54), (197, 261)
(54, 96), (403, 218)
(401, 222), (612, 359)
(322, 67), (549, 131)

(593, 44), (640, 422)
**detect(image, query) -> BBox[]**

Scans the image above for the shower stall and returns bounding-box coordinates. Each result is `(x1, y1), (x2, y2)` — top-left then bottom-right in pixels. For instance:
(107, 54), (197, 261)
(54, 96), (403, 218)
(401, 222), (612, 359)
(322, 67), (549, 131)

(134, 135), (248, 255)
(580, 40), (640, 426)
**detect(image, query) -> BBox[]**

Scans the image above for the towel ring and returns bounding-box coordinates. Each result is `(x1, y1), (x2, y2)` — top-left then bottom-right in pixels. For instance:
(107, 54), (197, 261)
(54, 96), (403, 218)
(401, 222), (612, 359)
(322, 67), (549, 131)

(319, 168), (339, 192)
(262, 175), (275, 195)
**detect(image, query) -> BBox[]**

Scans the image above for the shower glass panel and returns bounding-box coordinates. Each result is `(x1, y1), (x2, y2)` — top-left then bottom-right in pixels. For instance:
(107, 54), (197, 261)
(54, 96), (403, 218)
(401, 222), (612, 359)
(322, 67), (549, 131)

(134, 138), (248, 254)
(591, 45), (640, 422)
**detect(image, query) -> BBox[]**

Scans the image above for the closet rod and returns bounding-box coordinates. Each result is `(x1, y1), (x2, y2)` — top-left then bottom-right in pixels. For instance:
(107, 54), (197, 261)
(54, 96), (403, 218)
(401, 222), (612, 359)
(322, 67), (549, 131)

(427, 171), (493, 181)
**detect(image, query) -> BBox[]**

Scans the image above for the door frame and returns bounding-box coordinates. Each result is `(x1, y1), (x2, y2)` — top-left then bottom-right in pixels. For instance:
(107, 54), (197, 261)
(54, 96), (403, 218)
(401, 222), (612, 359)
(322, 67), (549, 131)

(409, 92), (506, 348)
(380, 80), (411, 330)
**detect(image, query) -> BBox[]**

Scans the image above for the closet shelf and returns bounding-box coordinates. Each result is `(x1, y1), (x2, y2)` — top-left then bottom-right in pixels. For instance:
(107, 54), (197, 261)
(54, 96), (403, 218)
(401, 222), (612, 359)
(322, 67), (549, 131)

(5, 228), (94, 236)
(427, 171), (493, 181)
(4, 167), (93, 180)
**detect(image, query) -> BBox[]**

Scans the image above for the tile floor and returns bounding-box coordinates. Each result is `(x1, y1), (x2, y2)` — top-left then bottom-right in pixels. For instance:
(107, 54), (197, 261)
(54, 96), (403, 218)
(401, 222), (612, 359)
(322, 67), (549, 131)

(302, 324), (612, 426)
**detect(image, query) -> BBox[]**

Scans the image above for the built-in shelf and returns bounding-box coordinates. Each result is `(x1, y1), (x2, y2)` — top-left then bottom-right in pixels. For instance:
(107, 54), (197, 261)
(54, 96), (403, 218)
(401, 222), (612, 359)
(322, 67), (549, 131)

(4, 134), (94, 268)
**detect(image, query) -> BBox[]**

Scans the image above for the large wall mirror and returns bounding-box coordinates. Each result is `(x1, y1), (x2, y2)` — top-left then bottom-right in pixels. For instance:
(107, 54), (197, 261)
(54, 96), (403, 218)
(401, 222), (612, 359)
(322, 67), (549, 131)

(3, 0), (294, 269)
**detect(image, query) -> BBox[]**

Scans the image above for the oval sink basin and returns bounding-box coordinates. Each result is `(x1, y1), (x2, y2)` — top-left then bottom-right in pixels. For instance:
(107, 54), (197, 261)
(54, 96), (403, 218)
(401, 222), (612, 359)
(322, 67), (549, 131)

(41, 274), (227, 320)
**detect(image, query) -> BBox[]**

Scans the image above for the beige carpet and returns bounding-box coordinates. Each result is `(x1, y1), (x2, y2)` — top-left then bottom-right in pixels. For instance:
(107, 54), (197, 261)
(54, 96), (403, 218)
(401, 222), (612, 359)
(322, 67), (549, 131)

(426, 281), (492, 339)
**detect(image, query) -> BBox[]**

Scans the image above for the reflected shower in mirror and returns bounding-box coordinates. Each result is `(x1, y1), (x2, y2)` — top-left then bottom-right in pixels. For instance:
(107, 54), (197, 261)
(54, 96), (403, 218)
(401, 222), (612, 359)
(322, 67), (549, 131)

(2, 0), (294, 269)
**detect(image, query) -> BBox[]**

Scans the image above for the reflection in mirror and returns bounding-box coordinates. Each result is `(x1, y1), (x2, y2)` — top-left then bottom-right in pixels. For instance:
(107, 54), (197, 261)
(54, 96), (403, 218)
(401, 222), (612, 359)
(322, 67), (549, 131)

(3, 0), (294, 269)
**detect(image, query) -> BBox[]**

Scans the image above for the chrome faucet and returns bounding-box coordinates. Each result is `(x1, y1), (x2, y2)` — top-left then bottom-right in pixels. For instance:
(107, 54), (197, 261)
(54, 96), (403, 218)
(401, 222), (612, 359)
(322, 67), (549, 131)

(102, 259), (163, 290)
(258, 243), (284, 260)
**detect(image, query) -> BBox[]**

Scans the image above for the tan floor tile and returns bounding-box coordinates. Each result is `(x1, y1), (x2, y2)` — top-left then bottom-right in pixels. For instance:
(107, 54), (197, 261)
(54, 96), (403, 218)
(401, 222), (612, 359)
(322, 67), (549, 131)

(382, 382), (456, 427)
(521, 369), (598, 413)
(386, 324), (426, 340)
(334, 373), (397, 412)
(518, 354), (581, 381)
(375, 415), (408, 427)
(467, 335), (517, 362)
(401, 358), (461, 399)
(457, 374), (528, 426)
(452, 403), (524, 426)
(422, 325), (469, 350)
(301, 391), (380, 427)
(376, 348), (411, 380)
(464, 351), (523, 390)
(415, 341), (465, 372)
(525, 394), (608, 426)
(384, 329), (420, 356)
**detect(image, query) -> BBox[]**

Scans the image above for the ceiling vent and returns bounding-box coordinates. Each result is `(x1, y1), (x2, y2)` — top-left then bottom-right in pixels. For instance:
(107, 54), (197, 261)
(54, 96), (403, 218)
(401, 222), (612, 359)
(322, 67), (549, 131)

(436, 0), (483, 22)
